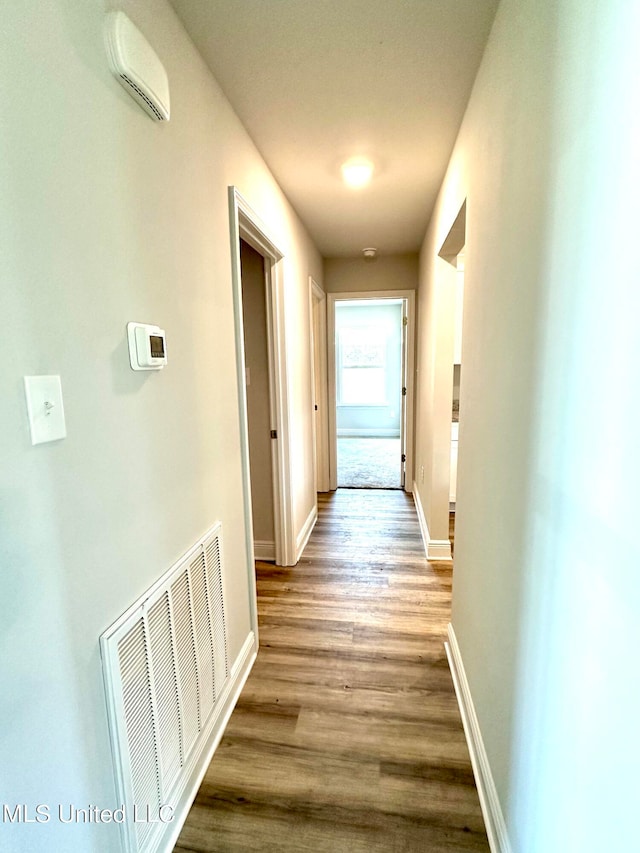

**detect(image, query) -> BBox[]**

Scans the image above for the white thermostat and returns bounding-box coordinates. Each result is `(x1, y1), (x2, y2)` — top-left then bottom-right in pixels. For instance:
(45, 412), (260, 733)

(127, 322), (167, 370)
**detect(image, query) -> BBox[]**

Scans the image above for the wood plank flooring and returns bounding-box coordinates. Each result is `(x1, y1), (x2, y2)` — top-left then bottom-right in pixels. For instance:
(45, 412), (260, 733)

(174, 489), (488, 852)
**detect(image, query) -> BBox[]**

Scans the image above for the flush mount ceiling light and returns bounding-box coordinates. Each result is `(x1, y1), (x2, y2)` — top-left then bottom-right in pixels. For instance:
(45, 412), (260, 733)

(341, 157), (374, 188)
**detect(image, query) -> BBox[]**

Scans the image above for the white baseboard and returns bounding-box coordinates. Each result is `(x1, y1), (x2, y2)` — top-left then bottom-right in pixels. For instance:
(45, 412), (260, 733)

(254, 540), (275, 561)
(445, 624), (512, 853)
(413, 480), (429, 546)
(412, 482), (452, 561)
(162, 631), (257, 853)
(428, 539), (453, 559)
(295, 502), (318, 562)
(255, 505), (317, 565)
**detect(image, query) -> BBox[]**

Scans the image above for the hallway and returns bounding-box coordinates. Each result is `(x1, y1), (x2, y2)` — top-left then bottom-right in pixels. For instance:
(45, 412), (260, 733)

(175, 490), (488, 852)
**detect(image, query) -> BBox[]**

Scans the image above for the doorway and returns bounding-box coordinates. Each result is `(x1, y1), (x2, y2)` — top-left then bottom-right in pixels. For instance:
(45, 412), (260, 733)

(240, 239), (276, 559)
(228, 187), (297, 586)
(328, 291), (415, 492)
(435, 200), (466, 561)
(449, 251), (464, 511)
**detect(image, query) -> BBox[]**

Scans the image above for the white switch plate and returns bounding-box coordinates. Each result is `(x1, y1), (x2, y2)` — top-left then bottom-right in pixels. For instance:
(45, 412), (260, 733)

(24, 375), (67, 445)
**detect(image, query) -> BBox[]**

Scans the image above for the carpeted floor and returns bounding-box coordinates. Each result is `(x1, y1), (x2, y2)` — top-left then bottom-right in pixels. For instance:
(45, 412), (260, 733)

(337, 437), (402, 489)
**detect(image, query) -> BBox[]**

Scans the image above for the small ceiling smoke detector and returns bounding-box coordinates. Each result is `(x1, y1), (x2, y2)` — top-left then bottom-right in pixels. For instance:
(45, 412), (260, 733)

(362, 247), (378, 261)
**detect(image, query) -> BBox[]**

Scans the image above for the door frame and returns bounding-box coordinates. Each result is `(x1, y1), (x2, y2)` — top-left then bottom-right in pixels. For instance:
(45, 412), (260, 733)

(228, 187), (295, 577)
(309, 277), (330, 492)
(327, 289), (416, 492)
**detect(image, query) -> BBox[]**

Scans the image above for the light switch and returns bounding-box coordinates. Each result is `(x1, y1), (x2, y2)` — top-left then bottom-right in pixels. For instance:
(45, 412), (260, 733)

(24, 375), (67, 445)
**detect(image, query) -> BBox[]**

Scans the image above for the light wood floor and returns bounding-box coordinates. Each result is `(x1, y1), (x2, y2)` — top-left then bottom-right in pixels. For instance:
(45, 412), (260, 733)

(174, 489), (488, 852)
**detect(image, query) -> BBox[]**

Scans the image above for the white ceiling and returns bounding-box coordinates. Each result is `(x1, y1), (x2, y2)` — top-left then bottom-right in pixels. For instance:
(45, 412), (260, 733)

(169, 0), (499, 257)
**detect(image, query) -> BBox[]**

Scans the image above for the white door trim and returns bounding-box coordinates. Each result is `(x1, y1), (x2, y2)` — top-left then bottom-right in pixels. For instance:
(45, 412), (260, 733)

(327, 290), (416, 492)
(309, 277), (330, 492)
(228, 187), (296, 581)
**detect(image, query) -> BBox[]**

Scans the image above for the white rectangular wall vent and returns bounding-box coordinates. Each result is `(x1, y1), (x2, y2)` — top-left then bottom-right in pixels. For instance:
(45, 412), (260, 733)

(100, 523), (228, 853)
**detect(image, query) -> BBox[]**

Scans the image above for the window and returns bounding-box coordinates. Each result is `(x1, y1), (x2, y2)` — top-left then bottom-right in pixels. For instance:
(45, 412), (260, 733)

(338, 328), (387, 406)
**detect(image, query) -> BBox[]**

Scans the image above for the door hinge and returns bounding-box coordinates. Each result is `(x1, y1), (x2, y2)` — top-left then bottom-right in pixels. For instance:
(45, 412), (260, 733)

(314, 404), (318, 411)
(402, 387), (407, 396)
(403, 316), (408, 326)
(401, 453), (406, 463)
(270, 429), (277, 439)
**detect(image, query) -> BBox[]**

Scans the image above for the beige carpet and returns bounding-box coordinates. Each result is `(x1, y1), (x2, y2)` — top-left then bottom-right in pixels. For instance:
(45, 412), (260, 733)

(337, 437), (402, 489)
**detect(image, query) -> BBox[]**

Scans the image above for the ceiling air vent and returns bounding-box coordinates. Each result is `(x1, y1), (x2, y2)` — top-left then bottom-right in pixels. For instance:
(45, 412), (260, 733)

(105, 11), (170, 121)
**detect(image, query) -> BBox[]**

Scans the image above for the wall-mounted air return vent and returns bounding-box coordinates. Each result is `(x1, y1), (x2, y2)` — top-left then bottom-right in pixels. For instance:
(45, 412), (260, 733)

(100, 523), (228, 853)
(105, 11), (170, 121)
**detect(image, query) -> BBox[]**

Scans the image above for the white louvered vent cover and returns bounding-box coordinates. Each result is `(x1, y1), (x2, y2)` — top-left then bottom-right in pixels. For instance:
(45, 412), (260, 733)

(100, 523), (228, 853)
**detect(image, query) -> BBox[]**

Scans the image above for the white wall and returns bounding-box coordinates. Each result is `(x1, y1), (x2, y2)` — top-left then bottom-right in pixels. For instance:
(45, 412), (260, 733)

(324, 253), (418, 293)
(0, 1), (320, 850)
(416, 0), (640, 849)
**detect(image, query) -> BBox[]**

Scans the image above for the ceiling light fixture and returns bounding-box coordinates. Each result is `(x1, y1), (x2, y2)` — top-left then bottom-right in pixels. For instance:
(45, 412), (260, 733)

(341, 157), (374, 189)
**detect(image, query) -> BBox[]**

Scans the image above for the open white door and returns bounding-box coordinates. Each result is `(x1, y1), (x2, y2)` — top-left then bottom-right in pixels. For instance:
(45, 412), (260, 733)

(400, 299), (408, 489)
(309, 277), (330, 492)
(328, 290), (415, 492)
